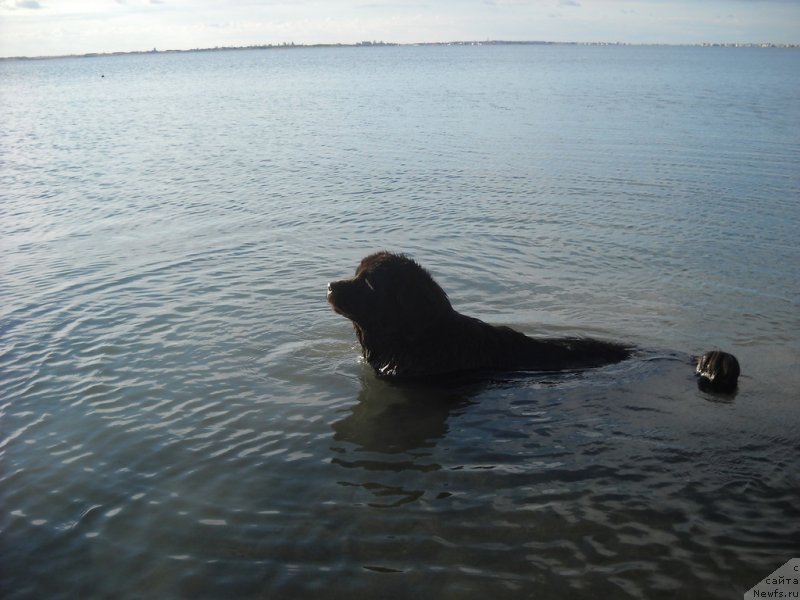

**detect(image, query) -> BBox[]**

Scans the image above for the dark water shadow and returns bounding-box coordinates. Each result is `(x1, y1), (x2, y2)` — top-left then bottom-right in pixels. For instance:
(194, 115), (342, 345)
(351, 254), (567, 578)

(328, 352), (739, 507)
(328, 372), (485, 507)
(696, 378), (740, 401)
(328, 370), (569, 507)
(329, 362), (592, 450)
(330, 351), (738, 456)
(330, 372), (483, 456)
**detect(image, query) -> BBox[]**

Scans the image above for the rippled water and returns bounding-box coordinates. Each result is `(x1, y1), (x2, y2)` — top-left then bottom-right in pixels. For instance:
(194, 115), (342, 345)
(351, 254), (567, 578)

(1, 45), (799, 598)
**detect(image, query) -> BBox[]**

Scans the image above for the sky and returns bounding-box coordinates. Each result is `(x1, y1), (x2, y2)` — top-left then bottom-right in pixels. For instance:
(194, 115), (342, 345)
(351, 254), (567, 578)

(1, 0), (798, 58)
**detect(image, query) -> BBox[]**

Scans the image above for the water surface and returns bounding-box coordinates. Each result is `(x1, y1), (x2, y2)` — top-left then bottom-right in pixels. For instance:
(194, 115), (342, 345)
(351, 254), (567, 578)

(1, 44), (799, 598)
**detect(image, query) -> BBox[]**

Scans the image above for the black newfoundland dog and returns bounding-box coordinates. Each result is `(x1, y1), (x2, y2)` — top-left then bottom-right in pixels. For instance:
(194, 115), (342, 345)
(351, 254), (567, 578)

(327, 251), (740, 392)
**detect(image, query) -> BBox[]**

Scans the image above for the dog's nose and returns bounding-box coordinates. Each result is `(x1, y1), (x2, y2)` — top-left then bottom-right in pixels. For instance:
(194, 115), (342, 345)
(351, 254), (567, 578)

(326, 282), (339, 303)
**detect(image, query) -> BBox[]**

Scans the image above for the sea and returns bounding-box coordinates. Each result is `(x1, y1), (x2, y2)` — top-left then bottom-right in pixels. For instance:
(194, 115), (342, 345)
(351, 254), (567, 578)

(1, 43), (798, 599)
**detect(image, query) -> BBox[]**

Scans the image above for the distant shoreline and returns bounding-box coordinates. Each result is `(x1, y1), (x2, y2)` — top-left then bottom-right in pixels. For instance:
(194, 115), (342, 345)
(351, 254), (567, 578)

(2, 39), (798, 62)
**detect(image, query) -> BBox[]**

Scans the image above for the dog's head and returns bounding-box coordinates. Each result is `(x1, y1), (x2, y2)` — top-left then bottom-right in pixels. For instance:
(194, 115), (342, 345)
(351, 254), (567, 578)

(327, 252), (452, 343)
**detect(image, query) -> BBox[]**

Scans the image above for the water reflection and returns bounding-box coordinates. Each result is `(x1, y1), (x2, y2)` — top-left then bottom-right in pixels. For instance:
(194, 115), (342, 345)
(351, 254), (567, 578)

(696, 377), (740, 399)
(329, 373), (481, 507)
(331, 373), (477, 456)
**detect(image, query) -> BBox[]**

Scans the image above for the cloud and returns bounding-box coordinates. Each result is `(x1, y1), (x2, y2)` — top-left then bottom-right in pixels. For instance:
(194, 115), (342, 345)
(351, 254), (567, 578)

(15, 0), (44, 8)
(484, 0), (531, 6)
(559, 0), (580, 6)
(359, 2), (428, 7)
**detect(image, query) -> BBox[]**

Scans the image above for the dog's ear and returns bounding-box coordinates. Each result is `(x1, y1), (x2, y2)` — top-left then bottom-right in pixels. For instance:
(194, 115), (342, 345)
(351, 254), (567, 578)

(393, 280), (450, 342)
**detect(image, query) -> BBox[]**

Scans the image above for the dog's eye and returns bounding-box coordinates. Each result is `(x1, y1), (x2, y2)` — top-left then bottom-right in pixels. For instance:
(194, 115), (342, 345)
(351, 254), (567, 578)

(364, 278), (375, 291)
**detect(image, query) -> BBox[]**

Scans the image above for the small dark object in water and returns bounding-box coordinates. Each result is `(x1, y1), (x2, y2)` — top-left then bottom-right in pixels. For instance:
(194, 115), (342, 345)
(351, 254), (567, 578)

(695, 350), (740, 392)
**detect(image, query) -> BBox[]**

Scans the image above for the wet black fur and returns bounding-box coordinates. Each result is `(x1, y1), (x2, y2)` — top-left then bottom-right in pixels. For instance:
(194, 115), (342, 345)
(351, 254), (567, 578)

(327, 251), (633, 379)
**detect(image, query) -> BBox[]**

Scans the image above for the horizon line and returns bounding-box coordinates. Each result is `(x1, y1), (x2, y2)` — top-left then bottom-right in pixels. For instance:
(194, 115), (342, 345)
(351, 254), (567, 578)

(2, 39), (798, 62)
